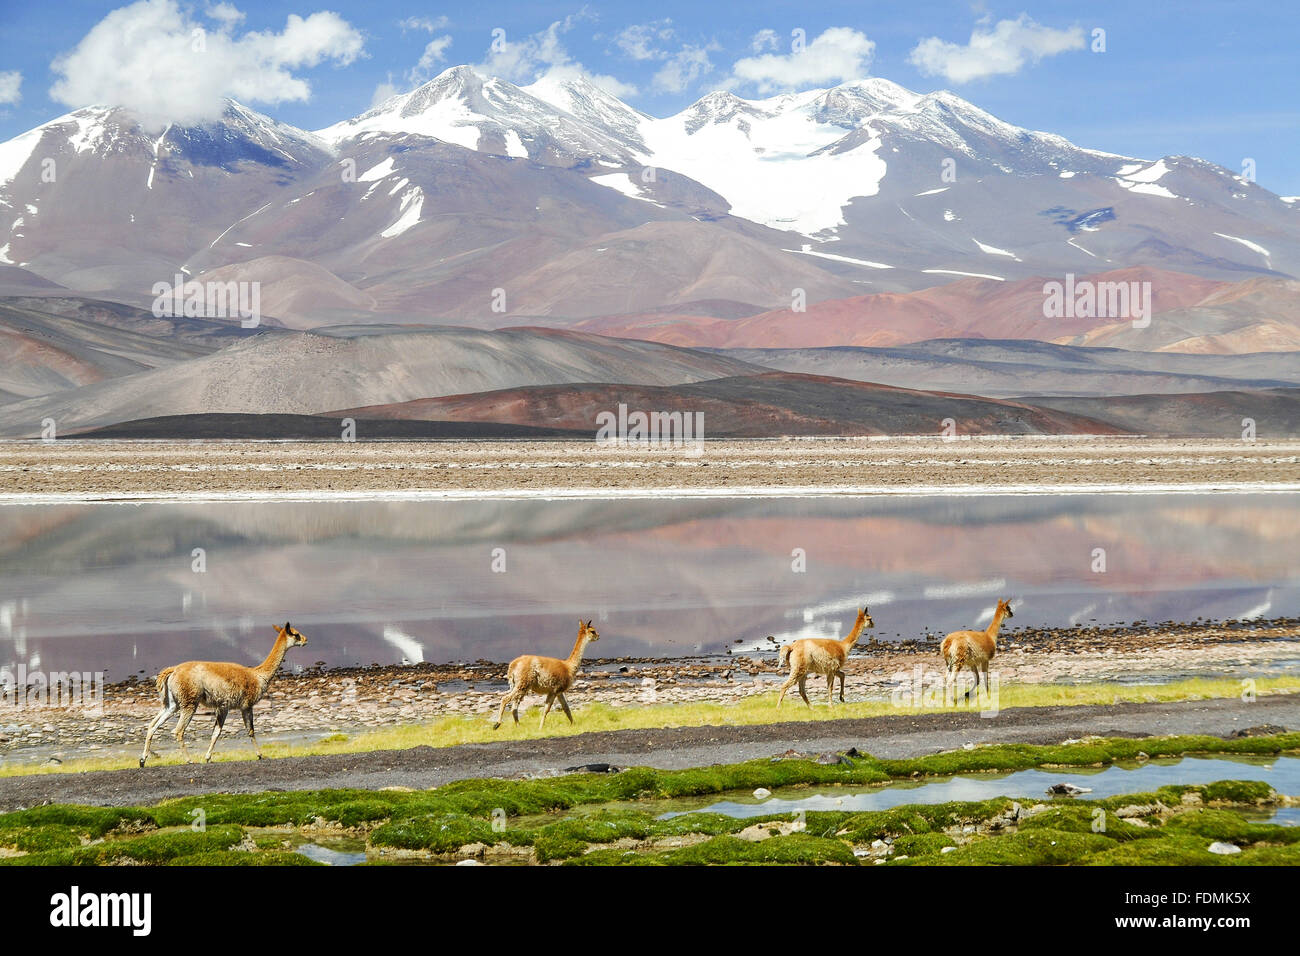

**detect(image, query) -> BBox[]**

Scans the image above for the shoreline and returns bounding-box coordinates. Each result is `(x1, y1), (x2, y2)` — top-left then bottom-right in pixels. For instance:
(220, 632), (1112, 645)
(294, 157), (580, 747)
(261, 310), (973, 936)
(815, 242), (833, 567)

(4, 618), (1297, 768)
(3, 437), (1298, 499)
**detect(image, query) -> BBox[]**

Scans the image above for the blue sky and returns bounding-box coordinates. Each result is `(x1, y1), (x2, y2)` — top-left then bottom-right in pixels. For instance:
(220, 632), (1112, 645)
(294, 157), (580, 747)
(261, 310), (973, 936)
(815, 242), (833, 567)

(1, 0), (1297, 193)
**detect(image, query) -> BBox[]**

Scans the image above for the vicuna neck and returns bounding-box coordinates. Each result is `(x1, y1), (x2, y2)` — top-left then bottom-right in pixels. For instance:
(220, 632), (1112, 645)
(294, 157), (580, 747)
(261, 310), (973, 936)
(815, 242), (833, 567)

(986, 609), (1009, 642)
(566, 631), (593, 671)
(840, 616), (867, 650)
(254, 630), (291, 686)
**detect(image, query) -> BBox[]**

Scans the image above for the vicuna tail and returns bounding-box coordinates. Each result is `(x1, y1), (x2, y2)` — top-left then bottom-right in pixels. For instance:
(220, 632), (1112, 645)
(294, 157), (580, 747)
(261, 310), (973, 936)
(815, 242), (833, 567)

(778, 645), (793, 667)
(155, 666), (177, 704)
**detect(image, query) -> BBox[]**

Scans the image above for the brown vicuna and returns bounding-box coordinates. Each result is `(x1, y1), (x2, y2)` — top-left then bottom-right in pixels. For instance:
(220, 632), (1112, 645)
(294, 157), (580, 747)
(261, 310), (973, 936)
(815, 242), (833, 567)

(776, 607), (873, 708)
(492, 619), (599, 730)
(138, 622), (307, 767)
(941, 598), (1014, 701)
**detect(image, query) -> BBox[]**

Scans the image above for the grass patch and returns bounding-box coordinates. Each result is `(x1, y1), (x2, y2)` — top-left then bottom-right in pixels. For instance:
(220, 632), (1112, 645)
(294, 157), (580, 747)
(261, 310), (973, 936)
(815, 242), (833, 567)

(1, 733), (1298, 865)
(5, 675), (1297, 778)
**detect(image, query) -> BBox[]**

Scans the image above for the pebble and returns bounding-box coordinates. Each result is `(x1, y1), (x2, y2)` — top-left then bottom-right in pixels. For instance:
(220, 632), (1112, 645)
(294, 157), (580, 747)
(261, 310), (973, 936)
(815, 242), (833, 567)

(753, 788), (771, 799)
(1208, 842), (1241, 855)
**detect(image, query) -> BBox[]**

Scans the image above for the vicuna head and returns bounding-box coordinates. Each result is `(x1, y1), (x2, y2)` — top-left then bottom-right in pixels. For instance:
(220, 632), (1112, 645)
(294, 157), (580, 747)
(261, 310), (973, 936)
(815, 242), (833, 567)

(859, 606), (874, 629)
(579, 619), (600, 643)
(996, 599), (1014, 620)
(275, 621), (308, 647)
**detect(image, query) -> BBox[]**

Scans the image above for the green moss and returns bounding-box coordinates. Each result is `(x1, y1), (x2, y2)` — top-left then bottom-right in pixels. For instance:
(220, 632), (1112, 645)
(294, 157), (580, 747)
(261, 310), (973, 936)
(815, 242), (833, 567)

(932, 828), (1116, 865)
(1163, 808), (1300, 846)
(1200, 780), (1277, 804)
(0, 824), (84, 852)
(836, 799), (1016, 843)
(1082, 834), (1221, 866)
(568, 833), (858, 866)
(1, 825), (245, 866)
(168, 850), (322, 866)
(891, 832), (956, 857)
(1019, 805), (1156, 842)
(0, 805), (154, 838)
(369, 813), (529, 853)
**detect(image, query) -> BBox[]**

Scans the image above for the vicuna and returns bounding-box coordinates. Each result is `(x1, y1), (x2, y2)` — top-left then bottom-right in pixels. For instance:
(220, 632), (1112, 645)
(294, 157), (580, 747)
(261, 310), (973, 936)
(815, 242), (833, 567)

(941, 598), (1014, 701)
(139, 621), (307, 766)
(492, 619), (599, 730)
(777, 606), (873, 708)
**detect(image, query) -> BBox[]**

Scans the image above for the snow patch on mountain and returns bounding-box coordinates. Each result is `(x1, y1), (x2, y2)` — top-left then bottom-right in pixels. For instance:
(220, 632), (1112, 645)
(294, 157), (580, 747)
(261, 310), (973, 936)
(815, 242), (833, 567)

(789, 244), (892, 269)
(381, 186), (424, 238)
(973, 239), (1020, 260)
(590, 172), (662, 206)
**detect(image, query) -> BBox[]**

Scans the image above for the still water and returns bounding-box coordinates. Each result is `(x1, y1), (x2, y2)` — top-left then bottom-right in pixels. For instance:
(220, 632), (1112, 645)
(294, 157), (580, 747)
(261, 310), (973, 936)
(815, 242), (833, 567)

(0, 492), (1296, 678)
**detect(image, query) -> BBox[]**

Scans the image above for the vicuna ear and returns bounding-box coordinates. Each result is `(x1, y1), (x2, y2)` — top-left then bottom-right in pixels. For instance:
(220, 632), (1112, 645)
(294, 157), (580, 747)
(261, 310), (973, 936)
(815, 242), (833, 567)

(285, 621), (292, 631)
(585, 619), (593, 629)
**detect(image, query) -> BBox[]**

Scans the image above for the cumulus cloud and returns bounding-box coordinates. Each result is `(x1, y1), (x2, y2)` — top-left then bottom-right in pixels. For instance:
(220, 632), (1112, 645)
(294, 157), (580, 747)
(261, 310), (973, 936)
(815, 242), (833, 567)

(49, 0), (364, 127)
(749, 29), (779, 53)
(477, 14), (636, 98)
(412, 35), (454, 78)
(615, 20), (675, 61)
(908, 15), (1085, 83)
(612, 19), (714, 94)
(399, 16), (449, 33)
(205, 2), (243, 27)
(0, 71), (21, 106)
(726, 27), (875, 94)
(652, 45), (715, 94)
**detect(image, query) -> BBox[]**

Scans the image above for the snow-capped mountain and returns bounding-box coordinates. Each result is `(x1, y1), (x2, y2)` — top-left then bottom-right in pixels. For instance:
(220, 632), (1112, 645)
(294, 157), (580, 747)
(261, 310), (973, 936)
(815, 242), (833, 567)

(318, 65), (639, 166)
(0, 100), (330, 292)
(0, 65), (1296, 326)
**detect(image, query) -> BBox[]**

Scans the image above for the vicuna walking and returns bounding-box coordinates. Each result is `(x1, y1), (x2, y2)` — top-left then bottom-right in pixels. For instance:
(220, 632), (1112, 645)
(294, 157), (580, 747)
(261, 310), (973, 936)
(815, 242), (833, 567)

(941, 598), (1014, 701)
(492, 619), (599, 730)
(777, 606), (873, 708)
(139, 622), (307, 766)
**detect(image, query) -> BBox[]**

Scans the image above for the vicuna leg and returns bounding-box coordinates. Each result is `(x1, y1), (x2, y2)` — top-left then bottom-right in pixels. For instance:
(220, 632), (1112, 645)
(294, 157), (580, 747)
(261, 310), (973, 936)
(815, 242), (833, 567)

(175, 705), (198, 763)
(797, 675), (810, 708)
(492, 691), (512, 731)
(539, 693), (557, 729)
(777, 673), (798, 708)
(242, 707), (263, 759)
(203, 708), (228, 763)
(558, 692), (574, 725)
(837, 671), (846, 703)
(139, 699), (177, 767)
(826, 674), (835, 704)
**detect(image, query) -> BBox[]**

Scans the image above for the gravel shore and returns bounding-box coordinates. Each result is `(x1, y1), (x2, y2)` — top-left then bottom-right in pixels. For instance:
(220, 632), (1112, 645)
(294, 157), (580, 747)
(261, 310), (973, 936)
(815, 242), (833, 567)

(2, 437), (1298, 498)
(3, 618), (1296, 768)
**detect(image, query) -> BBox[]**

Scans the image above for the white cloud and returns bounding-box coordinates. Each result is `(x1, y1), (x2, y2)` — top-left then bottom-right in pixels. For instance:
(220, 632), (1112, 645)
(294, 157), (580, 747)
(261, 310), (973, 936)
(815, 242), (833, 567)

(205, 2), (243, 27)
(613, 19), (713, 94)
(370, 76), (401, 108)
(413, 35), (454, 79)
(652, 45), (715, 94)
(909, 15), (1085, 83)
(49, 0), (364, 127)
(0, 71), (20, 106)
(399, 16), (449, 33)
(477, 14), (636, 98)
(615, 20), (675, 61)
(750, 28), (779, 53)
(727, 27), (875, 94)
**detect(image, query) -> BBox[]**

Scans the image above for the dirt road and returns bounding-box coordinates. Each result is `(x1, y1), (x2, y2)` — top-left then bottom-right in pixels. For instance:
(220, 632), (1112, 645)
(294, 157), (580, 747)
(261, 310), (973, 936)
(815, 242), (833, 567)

(2, 695), (1293, 811)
